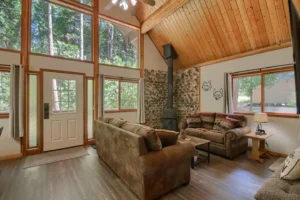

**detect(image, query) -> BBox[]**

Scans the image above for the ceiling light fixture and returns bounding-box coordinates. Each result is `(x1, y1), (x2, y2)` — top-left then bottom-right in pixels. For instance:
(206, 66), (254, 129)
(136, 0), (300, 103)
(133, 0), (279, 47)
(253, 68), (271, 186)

(120, 0), (129, 10)
(111, 0), (137, 11)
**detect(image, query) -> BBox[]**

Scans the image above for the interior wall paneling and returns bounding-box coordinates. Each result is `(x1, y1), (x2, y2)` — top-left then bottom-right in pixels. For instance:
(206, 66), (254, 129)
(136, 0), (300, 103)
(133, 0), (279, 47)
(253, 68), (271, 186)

(136, 0), (292, 70)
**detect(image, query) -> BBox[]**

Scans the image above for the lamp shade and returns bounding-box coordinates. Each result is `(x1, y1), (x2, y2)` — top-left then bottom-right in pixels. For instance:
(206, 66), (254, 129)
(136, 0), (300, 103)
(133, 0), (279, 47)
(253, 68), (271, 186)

(254, 113), (268, 123)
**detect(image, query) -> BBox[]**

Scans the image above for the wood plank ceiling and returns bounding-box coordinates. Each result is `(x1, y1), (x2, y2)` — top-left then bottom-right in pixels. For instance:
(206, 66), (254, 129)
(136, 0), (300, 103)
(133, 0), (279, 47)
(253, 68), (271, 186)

(136, 0), (293, 71)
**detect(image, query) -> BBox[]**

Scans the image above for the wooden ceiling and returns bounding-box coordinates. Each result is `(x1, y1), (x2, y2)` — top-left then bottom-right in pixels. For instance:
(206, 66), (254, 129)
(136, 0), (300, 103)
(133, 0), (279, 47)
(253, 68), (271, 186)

(136, 0), (296, 70)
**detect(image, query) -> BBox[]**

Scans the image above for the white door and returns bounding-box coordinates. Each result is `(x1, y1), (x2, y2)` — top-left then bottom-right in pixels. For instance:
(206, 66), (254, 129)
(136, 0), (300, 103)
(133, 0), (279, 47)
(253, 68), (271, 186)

(43, 72), (84, 151)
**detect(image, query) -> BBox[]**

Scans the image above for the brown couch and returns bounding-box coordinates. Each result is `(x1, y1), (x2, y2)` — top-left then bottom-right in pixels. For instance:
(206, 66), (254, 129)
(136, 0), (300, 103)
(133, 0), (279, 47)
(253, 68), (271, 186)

(94, 117), (194, 200)
(179, 112), (250, 159)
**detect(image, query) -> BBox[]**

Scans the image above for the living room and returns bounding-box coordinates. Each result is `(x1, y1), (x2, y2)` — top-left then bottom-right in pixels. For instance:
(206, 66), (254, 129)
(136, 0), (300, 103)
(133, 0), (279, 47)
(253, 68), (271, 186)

(1, 0), (300, 200)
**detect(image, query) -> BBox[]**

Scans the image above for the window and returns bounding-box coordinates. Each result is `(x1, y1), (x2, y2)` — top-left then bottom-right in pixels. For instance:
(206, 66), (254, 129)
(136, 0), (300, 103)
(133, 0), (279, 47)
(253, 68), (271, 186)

(0, 0), (22, 50)
(99, 19), (139, 68)
(232, 67), (297, 116)
(104, 78), (138, 112)
(31, 0), (92, 61)
(87, 79), (94, 139)
(28, 74), (38, 148)
(0, 71), (10, 113)
(52, 79), (77, 113)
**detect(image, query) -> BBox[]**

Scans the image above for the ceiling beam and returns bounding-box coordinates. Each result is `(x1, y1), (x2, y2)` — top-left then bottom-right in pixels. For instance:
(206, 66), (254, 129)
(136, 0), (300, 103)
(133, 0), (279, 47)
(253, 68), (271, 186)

(141, 0), (190, 34)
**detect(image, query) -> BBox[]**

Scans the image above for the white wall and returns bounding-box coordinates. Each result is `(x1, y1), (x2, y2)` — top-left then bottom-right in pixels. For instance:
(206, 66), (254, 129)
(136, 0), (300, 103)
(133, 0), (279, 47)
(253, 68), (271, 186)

(30, 55), (94, 76)
(200, 47), (300, 155)
(0, 50), (21, 156)
(98, 0), (140, 27)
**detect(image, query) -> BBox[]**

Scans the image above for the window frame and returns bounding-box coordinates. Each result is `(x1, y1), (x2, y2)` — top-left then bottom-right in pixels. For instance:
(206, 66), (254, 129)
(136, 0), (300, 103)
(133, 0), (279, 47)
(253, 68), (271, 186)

(104, 77), (138, 113)
(232, 66), (299, 118)
(0, 67), (10, 118)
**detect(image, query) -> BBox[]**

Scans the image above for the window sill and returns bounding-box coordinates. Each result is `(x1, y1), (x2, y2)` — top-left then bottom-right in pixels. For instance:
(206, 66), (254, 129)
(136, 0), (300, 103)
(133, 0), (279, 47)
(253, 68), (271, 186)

(0, 114), (9, 119)
(105, 109), (137, 113)
(233, 112), (299, 119)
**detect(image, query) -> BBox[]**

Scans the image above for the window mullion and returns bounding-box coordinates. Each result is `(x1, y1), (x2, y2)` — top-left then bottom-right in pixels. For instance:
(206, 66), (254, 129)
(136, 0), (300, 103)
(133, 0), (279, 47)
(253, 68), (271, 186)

(118, 80), (121, 111)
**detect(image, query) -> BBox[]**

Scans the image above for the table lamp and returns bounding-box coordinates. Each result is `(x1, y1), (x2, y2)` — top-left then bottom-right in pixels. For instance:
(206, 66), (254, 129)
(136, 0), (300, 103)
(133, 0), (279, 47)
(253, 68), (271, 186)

(254, 113), (268, 135)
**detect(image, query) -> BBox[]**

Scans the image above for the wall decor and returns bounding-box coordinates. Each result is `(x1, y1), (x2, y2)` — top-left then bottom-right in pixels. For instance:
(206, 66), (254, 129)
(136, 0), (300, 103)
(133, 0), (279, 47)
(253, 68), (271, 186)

(202, 80), (212, 91)
(213, 88), (223, 100)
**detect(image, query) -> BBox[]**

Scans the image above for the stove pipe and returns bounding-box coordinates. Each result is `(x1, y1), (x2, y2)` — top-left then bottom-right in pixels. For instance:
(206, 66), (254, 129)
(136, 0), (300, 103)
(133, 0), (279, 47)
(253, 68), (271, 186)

(162, 44), (178, 131)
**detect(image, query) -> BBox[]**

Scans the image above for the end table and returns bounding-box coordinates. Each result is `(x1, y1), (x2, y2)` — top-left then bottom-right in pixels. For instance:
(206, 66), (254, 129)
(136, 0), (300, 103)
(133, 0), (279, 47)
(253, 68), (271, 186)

(245, 132), (273, 163)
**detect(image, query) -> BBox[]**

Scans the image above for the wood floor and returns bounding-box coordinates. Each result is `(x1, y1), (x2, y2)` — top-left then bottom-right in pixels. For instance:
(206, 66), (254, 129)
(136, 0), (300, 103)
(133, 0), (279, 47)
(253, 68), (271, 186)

(0, 147), (277, 200)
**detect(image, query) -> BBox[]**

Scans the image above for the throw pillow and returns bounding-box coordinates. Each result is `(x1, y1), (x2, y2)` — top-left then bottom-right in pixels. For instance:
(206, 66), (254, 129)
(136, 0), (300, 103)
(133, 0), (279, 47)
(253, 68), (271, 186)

(200, 112), (216, 130)
(108, 118), (127, 128)
(228, 114), (247, 127)
(281, 148), (300, 180)
(217, 117), (240, 132)
(138, 126), (162, 151)
(213, 113), (227, 130)
(186, 115), (202, 128)
(98, 117), (112, 123)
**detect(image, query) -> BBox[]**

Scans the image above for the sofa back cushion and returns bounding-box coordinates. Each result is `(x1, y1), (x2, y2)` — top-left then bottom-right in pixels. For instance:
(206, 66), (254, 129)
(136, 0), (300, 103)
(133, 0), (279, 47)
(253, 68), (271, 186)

(200, 112), (216, 130)
(108, 118), (127, 128)
(121, 123), (162, 152)
(213, 113), (228, 130)
(186, 114), (202, 128)
(227, 114), (247, 127)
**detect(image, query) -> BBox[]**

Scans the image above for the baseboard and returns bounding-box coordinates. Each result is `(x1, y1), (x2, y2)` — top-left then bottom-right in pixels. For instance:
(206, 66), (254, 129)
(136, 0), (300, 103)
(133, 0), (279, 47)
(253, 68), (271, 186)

(0, 153), (23, 161)
(247, 146), (288, 158)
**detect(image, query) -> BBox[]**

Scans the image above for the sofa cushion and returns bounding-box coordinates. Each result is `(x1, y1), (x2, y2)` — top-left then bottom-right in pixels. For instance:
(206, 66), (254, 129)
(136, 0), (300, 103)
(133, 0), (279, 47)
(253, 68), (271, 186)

(200, 112), (216, 130)
(255, 167), (300, 200)
(213, 113), (228, 130)
(227, 114), (247, 127)
(281, 148), (300, 181)
(138, 126), (162, 151)
(98, 117), (113, 123)
(121, 123), (162, 152)
(108, 118), (127, 128)
(186, 114), (202, 128)
(155, 129), (179, 147)
(200, 130), (224, 144)
(217, 117), (240, 132)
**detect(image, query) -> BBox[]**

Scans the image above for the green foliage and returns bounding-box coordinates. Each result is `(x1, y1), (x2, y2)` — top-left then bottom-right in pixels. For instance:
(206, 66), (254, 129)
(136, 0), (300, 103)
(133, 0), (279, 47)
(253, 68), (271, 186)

(53, 79), (76, 112)
(99, 20), (138, 68)
(0, 72), (10, 113)
(0, 0), (22, 50)
(31, 0), (92, 60)
(120, 82), (137, 109)
(104, 80), (118, 110)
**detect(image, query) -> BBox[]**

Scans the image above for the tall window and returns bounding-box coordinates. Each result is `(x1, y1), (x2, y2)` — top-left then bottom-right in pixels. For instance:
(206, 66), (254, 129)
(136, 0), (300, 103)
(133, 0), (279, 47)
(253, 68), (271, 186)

(99, 19), (139, 68)
(0, 0), (22, 50)
(31, 0), (92, 60)
(104, 78), (138, 112)
(232, 67), (297, 115)
(28, 74), (38, 148)
(0, 71), (10, 114)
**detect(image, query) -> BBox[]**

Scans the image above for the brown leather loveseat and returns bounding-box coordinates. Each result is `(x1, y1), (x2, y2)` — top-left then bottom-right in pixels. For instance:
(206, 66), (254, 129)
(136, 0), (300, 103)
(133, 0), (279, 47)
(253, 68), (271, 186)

(179, 112), (250, 159)
(94, 117), (194, 200)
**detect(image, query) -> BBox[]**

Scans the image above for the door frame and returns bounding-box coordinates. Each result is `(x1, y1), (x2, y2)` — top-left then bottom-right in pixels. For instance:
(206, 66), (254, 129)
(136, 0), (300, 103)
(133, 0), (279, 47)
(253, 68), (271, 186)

(40, 69), (87, 152)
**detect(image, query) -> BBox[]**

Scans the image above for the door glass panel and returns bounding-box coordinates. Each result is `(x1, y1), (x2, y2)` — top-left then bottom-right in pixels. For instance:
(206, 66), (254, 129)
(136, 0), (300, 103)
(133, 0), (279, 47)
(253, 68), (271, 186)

(52, 79), (77, 113)
(87, 79), (93, 139)
(29, 75), (38, 148)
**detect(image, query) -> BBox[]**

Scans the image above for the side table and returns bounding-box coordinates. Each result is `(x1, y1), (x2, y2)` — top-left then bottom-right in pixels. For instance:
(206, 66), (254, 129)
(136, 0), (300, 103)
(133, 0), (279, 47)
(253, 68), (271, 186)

(245, 132), (273, 163)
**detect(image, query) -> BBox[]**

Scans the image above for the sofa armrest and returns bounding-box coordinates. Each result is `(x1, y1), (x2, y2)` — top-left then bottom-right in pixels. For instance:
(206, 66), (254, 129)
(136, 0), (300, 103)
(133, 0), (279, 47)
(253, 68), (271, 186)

(225, 127), (251, 141)
(139, 143), (194, 175)
(178, 119), (188, 130)
(155, 129), (179, 147)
